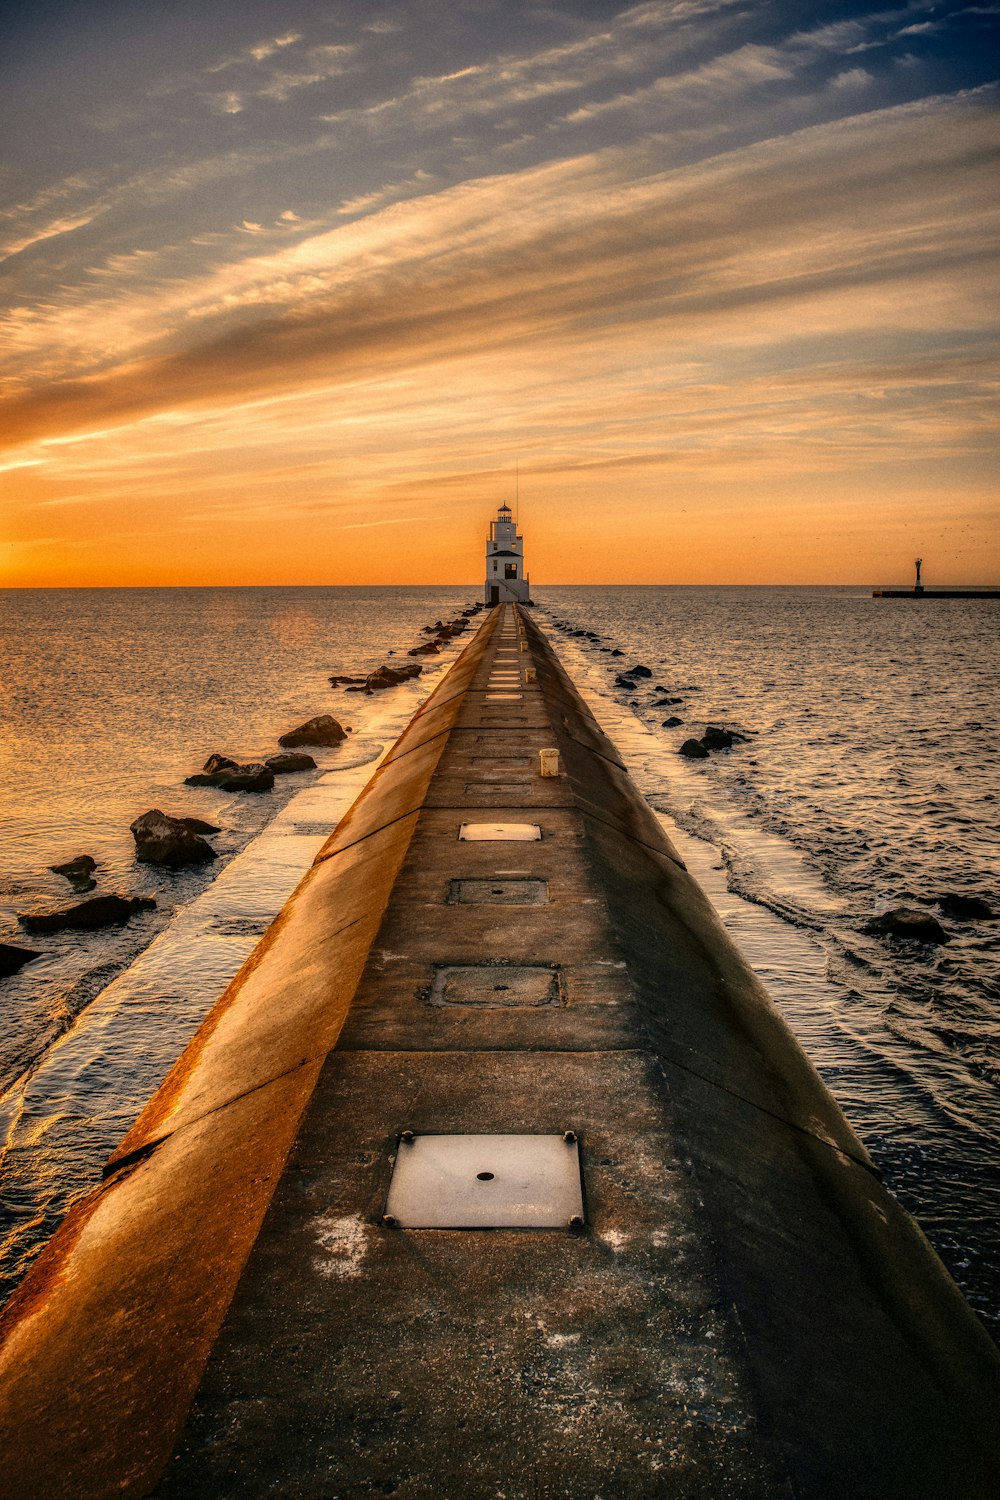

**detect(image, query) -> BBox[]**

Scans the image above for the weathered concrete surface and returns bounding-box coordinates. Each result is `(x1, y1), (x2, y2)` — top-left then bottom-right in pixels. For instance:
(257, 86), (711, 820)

(1, 604), (998, 1499)
(151, 606), (997, 1500)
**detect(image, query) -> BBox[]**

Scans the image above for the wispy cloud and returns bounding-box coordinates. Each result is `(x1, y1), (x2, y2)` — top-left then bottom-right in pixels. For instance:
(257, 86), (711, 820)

(2, 86), (995, 457)
(1, 213), (97, 263)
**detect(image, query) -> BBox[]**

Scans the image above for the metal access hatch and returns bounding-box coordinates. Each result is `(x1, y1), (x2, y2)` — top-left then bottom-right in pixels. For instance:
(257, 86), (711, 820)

(460, 822), (541, 841)
(384, 1133), (583, 1228)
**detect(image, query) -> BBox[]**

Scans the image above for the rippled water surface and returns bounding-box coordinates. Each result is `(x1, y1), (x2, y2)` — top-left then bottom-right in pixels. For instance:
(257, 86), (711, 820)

(1, 584), (997, 1337)
(538, 585), (999, 1336)
(0, 586), (473, 1292)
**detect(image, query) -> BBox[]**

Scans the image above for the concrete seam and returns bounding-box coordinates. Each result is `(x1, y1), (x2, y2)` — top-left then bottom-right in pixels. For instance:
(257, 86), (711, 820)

(649, 1048), (880, 1178)
(312, 805), (427, 865)
(576, 804), (688, 870)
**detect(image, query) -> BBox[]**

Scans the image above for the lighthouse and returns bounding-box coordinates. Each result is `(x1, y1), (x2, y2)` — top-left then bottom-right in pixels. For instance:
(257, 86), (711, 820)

(484, 501), (530, 605)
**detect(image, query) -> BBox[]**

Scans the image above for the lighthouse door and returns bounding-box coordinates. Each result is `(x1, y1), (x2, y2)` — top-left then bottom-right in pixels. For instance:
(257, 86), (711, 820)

(490, 585), (499, 605)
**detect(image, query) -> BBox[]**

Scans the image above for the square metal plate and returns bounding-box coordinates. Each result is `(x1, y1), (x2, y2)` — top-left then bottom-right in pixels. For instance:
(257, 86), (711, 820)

(462, 781), (531, 796)
(447, 878), (549, 905)
(460, 822), (540, 841)
(429, 963), (562, 1006)
(385, 1134), (583, 1228)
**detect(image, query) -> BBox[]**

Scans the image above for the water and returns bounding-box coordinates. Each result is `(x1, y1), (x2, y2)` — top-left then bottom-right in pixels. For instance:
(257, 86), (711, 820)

(0, 585), (997, 1339)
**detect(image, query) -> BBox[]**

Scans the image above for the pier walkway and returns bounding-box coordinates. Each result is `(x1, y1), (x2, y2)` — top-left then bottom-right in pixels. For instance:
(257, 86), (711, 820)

(1, 606), (997, 1498)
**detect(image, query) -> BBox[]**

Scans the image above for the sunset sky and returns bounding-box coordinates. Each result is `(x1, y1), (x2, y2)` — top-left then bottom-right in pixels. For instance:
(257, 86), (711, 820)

(2, 0), (997, 586)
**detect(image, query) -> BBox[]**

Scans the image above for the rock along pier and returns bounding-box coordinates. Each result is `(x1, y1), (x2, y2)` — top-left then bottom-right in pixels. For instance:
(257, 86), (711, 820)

(0, 605), (997, 1499)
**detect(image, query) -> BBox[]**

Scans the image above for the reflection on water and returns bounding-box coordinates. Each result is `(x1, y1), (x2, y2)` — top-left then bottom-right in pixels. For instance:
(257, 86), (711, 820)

(0, 586), (472, 1298)
(538, 586), (999, 1338)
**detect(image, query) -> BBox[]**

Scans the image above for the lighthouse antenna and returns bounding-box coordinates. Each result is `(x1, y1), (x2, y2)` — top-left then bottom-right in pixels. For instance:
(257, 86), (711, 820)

(515, 458), (519, 526)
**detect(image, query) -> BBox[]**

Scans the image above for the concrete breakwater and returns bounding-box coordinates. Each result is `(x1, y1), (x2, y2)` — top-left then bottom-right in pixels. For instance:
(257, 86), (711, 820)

(0, 606), (997, 1499)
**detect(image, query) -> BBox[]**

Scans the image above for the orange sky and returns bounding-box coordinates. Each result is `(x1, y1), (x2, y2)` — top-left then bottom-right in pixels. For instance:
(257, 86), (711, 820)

(2, 1), (998, 586)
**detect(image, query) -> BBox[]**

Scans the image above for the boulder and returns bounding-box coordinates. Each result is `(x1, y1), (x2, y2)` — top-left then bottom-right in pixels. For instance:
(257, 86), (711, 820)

(131, 809), (219, 867)
(864, 907), (951, 944)
(177, 816), (222, 834)
(278, 715), (348, 748)
(702, 727), (734, 751)
(408, 643), (440, 656)
(662, 716), (684, 728)
(0, 943), (42, 978)
(185, 763), (274, 793)
(266, 752), (317, 774)
(629, 664), (652, 678)
(50, 854), (96, 881)
(611, 649), (624, 657)
(49, 854), (97, 891)
(19, 894), (156, 935)
(679, 739), (709, 760)
(365, 663), (423, 690)
(203, 753), (238, 775)
(937, 892), (994, 920)
(614, 674), (636, 690)
(329, 674), (368, 687)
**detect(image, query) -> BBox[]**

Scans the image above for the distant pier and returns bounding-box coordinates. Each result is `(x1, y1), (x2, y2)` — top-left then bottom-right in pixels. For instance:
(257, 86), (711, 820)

(873, 587), (1000, 598)
(0, 605), (997, 1499)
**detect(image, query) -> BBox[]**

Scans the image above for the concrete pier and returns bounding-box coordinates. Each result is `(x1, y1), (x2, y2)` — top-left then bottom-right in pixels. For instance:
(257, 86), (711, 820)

(0, 605), (997, 1498)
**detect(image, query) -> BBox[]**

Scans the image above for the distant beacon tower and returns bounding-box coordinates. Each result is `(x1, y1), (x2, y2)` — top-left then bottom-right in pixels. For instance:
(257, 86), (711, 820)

(484, 501), (530, 605)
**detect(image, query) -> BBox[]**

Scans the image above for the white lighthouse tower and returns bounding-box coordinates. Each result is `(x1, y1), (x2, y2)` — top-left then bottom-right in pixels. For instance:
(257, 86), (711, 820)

(484, 502), (530, 605)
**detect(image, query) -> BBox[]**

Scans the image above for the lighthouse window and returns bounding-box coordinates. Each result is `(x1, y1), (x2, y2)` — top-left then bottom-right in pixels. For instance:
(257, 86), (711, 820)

(505, 563), (517, 579)
(493, 561), (498, 573)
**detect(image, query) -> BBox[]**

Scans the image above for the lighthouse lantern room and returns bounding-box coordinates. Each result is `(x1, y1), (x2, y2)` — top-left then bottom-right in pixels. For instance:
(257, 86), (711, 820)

(484, 502), (530, 605)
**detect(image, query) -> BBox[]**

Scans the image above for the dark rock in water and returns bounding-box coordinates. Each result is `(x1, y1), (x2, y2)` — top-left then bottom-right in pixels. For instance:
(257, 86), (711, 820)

(279, 715), (348, 748)
(938, 892), (994, 920)
(186, 763), (274, 793)
(0, 943), (43, 977)
(408, 642), (441, 656)
(864, 907), (951, 944)
(368, 662), (423, 690)
(611, 648), (624, 657)
(266, 752), (317, 774)
(328, 674), (368, 687)
(652, 696), (682, 707)
(203, 753), (238, 775)
(19, 894), (156, 935)
(50, 854), (96, 885)
(131, 809), (219, 867)
(177, 816), (222, 834)
(628, 664), (652, 678)
(663, 716), (683, 728)
(346, 661), (423, 694)
(679, 739), (709, 760)
(614, 674), (637, 689)
(702, 726), (735, 751)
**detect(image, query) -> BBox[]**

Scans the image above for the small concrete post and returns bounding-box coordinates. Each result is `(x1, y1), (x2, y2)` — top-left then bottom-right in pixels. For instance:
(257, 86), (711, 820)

(539, 749), (560, 777)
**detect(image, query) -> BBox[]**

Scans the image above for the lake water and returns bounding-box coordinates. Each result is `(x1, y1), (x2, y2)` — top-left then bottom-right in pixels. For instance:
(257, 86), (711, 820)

(1, 585), (997, 1338)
